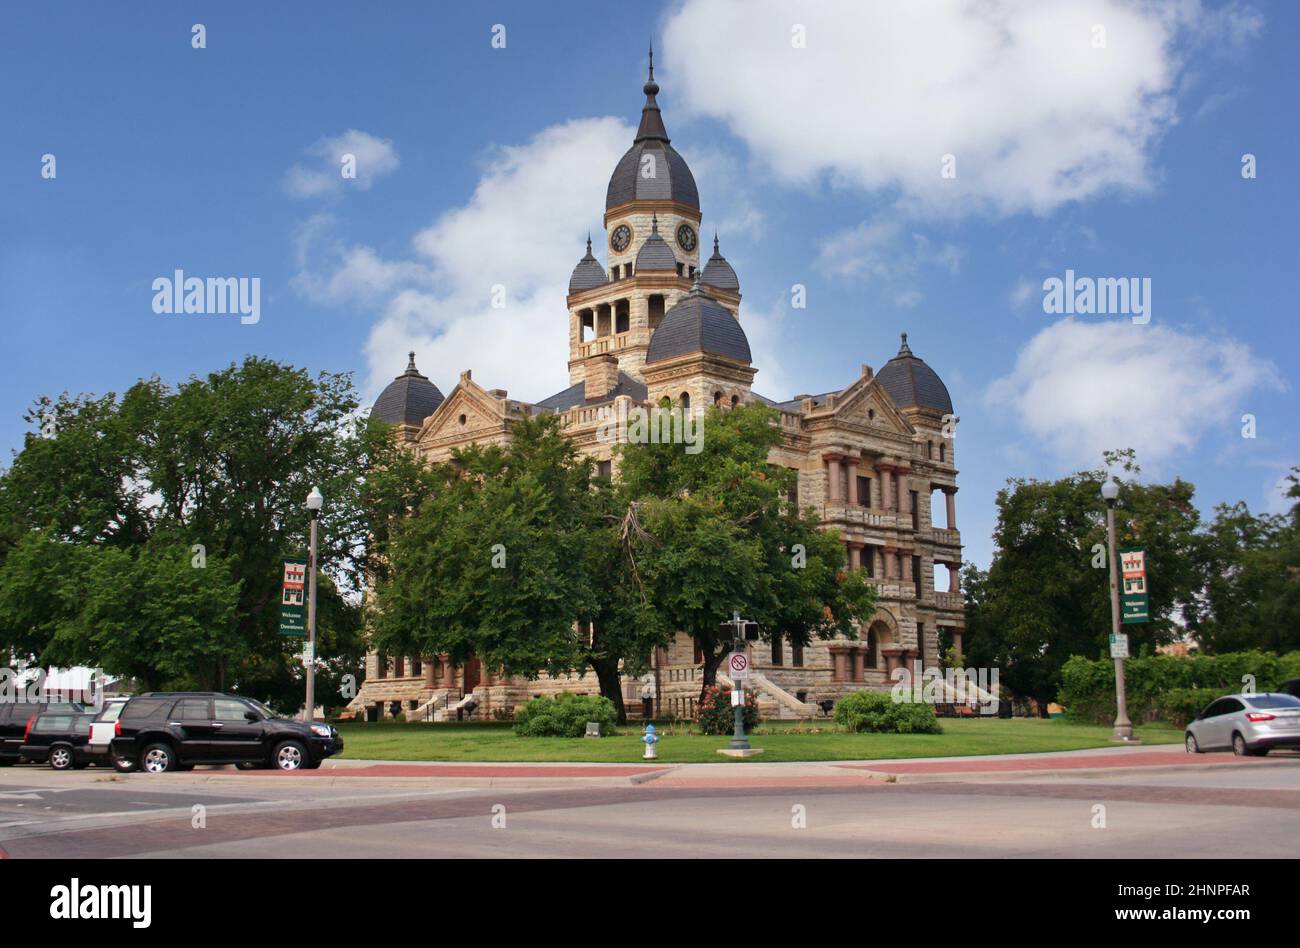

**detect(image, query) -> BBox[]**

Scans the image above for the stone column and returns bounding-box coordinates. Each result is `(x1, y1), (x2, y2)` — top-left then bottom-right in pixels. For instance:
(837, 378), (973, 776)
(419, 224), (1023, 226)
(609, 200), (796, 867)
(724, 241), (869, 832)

(882, 547), (895, 580)
(831, 649), (847, 682)
(850, 650), (865, 682)
(952, 630), (964, 662)
(949, 563), (960, 593)
(848, 543), (862, 571)
(901, 551), (913, 583)
(945, 487), (957, 530)
(846, 457), (860, 505)
(441, 655), (456, 689)
(826, 456), (842, 503)
(896, 468), (910, 514)
(422, 659), (436, 688)
(879, 464), (892, 510)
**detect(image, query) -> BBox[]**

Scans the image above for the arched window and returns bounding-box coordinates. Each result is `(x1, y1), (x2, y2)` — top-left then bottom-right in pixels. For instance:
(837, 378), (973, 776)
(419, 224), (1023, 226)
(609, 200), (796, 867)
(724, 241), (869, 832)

(939, 442), (947, 462)
(714, 390), (723, 406)
(680, 391), (690, 410)
(731, 395), (740, 408)
(865, 629), (878, 669)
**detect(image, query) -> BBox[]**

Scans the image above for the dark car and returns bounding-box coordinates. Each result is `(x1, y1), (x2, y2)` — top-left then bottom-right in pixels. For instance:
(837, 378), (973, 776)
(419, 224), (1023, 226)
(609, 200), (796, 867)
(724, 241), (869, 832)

(0, 701), (85, 766)
(110, 692), (343, 774)
(19, 710), (97, 770)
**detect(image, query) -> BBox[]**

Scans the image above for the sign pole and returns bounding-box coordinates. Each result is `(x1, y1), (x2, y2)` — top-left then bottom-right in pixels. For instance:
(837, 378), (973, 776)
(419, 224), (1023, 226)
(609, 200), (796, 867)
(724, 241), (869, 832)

(1105, 501), (1135, 742)
(728, 611), (750, 751)
(305, 513), (318, 722)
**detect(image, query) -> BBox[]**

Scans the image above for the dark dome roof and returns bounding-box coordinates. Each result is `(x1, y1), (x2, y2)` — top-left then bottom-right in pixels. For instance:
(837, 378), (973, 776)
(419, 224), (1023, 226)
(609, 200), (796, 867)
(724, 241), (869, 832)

(646, 281), (751, 365)
(875, 334), (953, 414)
(635, 215), (677, 271)
(372, 352), (445, 426)
(605, 57), (699, 210)
(569, 236), (607, 293)
(700, 234), (739, 291)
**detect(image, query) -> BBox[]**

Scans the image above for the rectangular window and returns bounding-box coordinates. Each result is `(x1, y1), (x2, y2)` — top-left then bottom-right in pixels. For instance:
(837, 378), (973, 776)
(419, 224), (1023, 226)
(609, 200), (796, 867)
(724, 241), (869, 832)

(910, 490), (919, 529)
(597, 459), (612, 479)
(771, 634), (783, 666)
(865, 545), (875, 577)
(857, 475), (871, 507)
(791, 643), (804, 667)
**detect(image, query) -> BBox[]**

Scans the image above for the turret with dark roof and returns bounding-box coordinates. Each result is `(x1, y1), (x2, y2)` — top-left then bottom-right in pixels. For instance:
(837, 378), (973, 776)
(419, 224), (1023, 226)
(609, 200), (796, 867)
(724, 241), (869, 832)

(874, 333), (953, 414)
(605, 46), (699, 210)
(645, 276), (751, 365)
(371, 352), (445, 427)
(634, 214), (678, 272)
(700, 233), (740, 292)
(568, 235), (608, 293)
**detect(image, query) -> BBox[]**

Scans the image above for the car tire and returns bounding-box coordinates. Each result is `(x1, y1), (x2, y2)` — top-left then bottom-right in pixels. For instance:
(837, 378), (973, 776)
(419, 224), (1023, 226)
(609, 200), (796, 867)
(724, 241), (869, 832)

(49, 745), (75, 771)
(140, 742), (175, 774)
(1232, 732), (1250, 757)
(236, 761), (266, 770)
(271, 740), (308, 772)
(111, 755), (137, 773)
(1185, 733), (1201, 754)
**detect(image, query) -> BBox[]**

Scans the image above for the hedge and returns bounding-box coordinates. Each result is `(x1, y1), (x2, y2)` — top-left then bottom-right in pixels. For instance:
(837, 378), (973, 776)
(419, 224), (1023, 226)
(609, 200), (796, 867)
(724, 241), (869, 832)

(512, 693), (618, 737)
(832, 690), (943, 734)
(1059, 650), (1300, 725)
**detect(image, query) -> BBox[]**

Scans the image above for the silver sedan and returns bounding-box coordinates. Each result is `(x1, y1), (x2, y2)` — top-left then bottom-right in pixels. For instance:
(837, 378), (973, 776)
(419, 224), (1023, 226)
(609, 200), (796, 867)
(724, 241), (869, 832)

(1185, 692), (1300, 756)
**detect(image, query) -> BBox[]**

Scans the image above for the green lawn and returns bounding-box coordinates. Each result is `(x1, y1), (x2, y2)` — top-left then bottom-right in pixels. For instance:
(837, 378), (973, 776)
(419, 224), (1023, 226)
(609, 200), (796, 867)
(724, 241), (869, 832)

(334, 717), (1182, 764)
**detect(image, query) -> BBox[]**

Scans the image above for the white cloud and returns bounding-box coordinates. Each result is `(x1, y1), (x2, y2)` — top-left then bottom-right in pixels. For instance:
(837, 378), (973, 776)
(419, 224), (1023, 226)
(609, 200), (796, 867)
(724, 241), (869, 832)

(814, 217), (963, 305)
(284, 130), (400, 198)
(294, 118), (634, 403)
(1010, 278), (1036, 307)
(663, 0), (1262, 217)
(986, 318), (1282, 468)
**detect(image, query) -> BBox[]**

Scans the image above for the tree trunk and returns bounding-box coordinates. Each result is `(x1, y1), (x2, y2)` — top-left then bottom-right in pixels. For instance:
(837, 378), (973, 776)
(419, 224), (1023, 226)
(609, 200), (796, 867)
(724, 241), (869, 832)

(698, 645), (725, 705)
(591, 657), (626, 725)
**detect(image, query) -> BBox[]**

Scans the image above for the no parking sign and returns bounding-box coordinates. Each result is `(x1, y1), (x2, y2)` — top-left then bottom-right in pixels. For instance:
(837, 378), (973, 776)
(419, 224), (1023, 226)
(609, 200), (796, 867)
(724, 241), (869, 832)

(728, 651), (749, 680)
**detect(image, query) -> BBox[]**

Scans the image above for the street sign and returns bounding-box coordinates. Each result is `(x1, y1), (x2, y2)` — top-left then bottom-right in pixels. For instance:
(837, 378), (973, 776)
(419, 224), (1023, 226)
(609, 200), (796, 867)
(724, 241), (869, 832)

(728, 651), (749, 680)
(279, 559), (307, 636)
(302, 642), (315, 665)
(1109, 632), (1129, 659)
(1119, 546), (1150, 625)
(731, 687), (743, 707)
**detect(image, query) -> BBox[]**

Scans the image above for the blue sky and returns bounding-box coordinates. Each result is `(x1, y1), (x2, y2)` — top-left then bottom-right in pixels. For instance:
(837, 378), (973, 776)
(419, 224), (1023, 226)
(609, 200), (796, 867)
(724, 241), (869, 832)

(2, 1), (1297, 568)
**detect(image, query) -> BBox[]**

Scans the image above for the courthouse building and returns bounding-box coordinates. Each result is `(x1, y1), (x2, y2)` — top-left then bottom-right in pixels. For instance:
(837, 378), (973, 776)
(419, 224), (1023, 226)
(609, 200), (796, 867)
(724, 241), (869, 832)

(346, 56), (965, 722)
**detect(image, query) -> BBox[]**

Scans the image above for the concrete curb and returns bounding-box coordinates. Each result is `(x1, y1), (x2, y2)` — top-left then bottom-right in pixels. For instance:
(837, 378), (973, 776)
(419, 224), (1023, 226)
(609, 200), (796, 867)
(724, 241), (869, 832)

(844, 757), (1300, 784)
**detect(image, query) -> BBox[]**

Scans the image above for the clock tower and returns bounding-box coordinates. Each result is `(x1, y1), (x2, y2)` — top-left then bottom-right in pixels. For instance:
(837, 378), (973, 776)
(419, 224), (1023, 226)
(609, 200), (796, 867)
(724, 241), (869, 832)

(566, 46), (738, 389)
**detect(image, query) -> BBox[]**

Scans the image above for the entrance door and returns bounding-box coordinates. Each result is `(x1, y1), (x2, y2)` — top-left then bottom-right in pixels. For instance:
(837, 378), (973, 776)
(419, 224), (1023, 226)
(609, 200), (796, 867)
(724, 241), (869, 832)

(463, 657), (481, 693)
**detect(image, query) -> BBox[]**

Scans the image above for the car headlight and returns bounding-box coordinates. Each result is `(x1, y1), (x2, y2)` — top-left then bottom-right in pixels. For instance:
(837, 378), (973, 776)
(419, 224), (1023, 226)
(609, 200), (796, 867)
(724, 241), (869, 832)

(310, 724), (333, 738)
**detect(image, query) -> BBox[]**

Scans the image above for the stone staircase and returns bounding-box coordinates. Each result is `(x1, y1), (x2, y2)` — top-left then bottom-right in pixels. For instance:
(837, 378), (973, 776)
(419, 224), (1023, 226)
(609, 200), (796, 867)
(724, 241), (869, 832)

(718, 671), (818, 720)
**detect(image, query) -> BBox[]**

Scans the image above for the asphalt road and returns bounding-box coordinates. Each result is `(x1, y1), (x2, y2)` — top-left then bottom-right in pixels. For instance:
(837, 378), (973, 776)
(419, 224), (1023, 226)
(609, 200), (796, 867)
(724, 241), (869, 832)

(1, 761), (1297, 858)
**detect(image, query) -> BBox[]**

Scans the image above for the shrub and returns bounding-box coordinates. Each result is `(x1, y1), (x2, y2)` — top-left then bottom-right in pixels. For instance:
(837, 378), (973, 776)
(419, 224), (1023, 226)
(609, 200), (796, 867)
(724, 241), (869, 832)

(1059, 650), (1300, 725)
(512, 693), (618, 737)
(696, 685), (760, 736)
(833, 690), (943, 734)
(1157, 687), (1229, 728)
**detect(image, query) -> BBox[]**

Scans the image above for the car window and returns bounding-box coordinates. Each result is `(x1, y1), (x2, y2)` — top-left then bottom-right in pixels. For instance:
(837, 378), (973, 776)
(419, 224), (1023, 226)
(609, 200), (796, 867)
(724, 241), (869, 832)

(33, 715), (73, 733)
(96, 702), (126, 723)
(1221, 698), (1244, 714)
(175, 699), (211, 720)
(214, 699), (253, 722)
(122, 699), (167, 721)
(1247, 694), (1300, 709)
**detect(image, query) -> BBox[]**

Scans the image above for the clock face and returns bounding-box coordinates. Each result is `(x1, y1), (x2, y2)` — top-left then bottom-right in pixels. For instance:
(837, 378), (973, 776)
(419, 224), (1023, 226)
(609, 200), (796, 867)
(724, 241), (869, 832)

(610, 224), (632, 253)
(676, 223), (697, 252)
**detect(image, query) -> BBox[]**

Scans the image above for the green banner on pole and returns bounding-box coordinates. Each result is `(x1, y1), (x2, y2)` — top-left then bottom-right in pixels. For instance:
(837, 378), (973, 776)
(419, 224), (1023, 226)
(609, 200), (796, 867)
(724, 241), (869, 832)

(1119, 546), (1149, 625)
(279, 559), (307, 636)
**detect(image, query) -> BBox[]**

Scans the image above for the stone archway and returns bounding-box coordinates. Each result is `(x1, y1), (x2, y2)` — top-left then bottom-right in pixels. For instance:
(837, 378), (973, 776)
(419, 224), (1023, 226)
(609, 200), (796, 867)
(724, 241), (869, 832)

(864, 610), (900, 673)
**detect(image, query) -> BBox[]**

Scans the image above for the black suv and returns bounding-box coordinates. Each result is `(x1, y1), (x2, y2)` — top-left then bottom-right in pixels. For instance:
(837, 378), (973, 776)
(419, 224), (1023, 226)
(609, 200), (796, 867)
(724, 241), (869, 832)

(110, 692), (343, 773)
(0, 701), (85, 766)
(20, 710), (97, 770)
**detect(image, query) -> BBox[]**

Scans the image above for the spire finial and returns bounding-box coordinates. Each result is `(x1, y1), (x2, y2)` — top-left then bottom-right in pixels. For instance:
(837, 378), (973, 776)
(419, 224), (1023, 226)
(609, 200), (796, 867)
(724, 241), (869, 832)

(586, 232), (592, 254)
(898, 332), (913, 357)
(651, 212), (659, 233)
(713, 232), (720, 254)
(648, 41), (654, 83)
(406, 351), (417, 372)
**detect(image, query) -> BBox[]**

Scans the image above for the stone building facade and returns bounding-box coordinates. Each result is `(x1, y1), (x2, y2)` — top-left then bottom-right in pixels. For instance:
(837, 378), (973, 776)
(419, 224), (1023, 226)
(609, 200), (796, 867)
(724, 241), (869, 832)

(346, 55), (965, 722)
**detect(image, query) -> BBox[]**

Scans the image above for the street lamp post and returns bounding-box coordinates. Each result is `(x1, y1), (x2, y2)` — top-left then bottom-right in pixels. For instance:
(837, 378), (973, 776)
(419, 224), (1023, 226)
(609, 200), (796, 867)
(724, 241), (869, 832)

(1102, 478), (1135, 742)
(728, 613), (750, 752)
(304, 486), (323, 722)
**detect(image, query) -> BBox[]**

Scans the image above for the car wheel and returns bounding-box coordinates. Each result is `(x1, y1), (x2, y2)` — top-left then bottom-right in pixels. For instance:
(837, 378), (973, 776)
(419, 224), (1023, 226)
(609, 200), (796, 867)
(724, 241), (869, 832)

(140, 743), (175, 774)
(272, 740), (308, 771)
(1185, 733), (1201, 754)
(1232, 733), (1249, 757)
(49, 745), (74, 771)
(111, 755), (137, 773)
